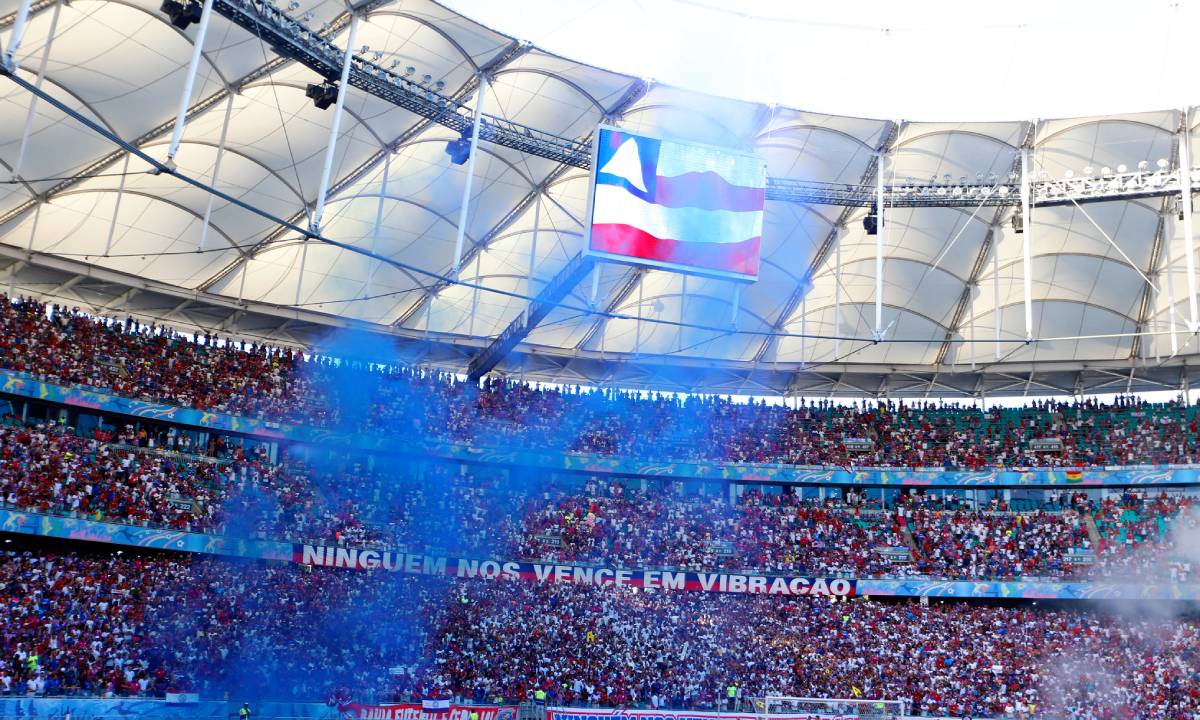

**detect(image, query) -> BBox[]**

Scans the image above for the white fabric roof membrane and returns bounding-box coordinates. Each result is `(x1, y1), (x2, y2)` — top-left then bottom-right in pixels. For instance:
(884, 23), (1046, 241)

(0, 0), (1198, 397)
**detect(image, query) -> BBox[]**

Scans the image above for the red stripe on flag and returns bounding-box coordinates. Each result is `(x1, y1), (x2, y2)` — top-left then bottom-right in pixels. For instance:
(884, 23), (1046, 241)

(651, 171), (765, 212)
(591, 223), (760, 276)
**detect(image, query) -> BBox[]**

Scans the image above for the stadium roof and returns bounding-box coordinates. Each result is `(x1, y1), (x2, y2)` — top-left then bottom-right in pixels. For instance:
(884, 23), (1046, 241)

(1, 0), (1199, 398)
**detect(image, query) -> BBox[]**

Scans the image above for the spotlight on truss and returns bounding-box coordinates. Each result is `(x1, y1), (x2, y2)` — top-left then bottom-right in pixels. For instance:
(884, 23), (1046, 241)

(445, 127), (474, 165)
(160, 0), (203, 29)
(863, 210), (878, 235)
(305, 80), (339, 110)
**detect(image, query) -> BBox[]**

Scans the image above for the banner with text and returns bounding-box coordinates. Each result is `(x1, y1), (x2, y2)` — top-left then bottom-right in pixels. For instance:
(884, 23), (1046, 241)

(350, 704), (517, 720)
(294, 544), (856, 597)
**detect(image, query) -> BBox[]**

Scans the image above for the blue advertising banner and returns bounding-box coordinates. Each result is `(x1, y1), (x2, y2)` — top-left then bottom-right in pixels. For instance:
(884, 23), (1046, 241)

(0, 507), (292, 561)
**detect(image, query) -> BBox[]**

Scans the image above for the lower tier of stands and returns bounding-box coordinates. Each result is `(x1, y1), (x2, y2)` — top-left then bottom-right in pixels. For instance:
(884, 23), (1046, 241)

(1, 539), (1198, 720)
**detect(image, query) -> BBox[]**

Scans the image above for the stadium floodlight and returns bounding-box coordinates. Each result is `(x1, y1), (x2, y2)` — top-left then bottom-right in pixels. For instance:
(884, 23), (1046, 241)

(445, 128), (473, 165)
(435, 80), (445, 91)
(1064, 169), (1074, 178)
(863, 210), (879, 235)
(160, 0), (204, 29)
(1117, 164), (1128, 173)
(305, 80), (339, 110)
(405, 65), (415, 76)
(1157, 158), (1170, 169)
(1138, 160), (1150, 171)
(1083, 166), (1094, 176)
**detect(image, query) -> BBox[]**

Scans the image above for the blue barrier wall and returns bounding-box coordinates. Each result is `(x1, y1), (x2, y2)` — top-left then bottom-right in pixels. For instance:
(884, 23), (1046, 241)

(0, 698), (338, 720)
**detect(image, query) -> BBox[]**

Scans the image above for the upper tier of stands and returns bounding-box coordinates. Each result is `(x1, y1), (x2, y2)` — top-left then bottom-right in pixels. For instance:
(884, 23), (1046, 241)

(4, 295), (1200, 469)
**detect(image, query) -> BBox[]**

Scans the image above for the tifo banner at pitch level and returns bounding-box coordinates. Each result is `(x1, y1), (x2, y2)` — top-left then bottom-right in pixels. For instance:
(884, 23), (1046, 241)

(296, 545), (855, 597)
(587, 126), (767, 280)
(548, 709), (858, 720)
(350, 704), (516, 720)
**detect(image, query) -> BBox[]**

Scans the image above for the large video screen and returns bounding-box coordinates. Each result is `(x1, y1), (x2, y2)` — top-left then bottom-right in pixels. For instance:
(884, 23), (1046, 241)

(585, 126), (768, 282)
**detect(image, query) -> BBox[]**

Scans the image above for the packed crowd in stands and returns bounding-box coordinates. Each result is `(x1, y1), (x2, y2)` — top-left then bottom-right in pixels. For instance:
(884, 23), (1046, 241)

(2, 545), (1199, 720)
(4, 294), (1200, 468)
(1, 417), (1197, 582)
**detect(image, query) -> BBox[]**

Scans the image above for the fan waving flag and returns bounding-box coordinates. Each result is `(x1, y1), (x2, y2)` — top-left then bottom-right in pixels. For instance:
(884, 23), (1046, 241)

(587, 126), (768, 281)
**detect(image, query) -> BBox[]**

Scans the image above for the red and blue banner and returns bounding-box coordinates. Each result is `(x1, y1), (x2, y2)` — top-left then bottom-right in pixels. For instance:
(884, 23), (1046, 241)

(350, 704), (516, 720)
(587, 126), (767, 280)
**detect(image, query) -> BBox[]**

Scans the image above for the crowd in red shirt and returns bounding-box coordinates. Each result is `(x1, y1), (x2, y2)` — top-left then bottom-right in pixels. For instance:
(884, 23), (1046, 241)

(4, 295), (1200, 468)
(2, 546), (1200, 720)
(1, 422), (1197, 582)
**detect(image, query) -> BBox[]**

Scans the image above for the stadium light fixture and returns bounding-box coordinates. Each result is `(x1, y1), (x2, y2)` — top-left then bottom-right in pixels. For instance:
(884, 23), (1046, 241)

(863, 210), (878, 235)
(160, 0), (204, 29)
(306, 80), (339, 110)
(445, 127), (474, 165)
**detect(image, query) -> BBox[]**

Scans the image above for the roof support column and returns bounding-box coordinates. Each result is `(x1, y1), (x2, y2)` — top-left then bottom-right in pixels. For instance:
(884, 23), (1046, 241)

(1020, 146), (1034, 341)
(730, 282), (741, 328)
(1179, 108), (1198, 331)
(198, 93), (235, 252)
(634, 280), (644, 356)
(800, 292), (807, 368)
(1165, 206), (1180, 354)
(993, 225), (1001, 359)
(467, 252), (481, 337)
(678, 274), (687, 354)
(0, 0), (33, 72)
(528, 192), (540, 313)
(10, 0), (61, 182)
(835, 227), (842, 357)
(310, 11), (361, 233)
(8, 203), (39, 295)
(294, 240), (308, 305)
(102, 154), (131, 256)
(364, 150), (391, 300)
(164, 0), (216, 165)
(453, 74), (489, 274)
(873, 151), (885, 340)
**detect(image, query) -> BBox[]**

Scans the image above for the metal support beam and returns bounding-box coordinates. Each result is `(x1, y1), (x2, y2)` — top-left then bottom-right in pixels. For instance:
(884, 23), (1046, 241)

(527, 192), (540, 313)
(577, 266), (647, 350)
(1, 0), (33, 72)
(0, 12), (342, 231)
(363, 150), (390, 299)
(936, 122), (1035, 366)
(102, 154), (132, 256)
(751, 121), (900, 364)
(452, 74), (488, 274)
(467, 252), (596, 379)
(310, 11), (360, 233)
(165, 0), (216, 164)
(198, 93), (235, 252)
(1130, 197), (1171, 360)
(10, 0), (61, 182)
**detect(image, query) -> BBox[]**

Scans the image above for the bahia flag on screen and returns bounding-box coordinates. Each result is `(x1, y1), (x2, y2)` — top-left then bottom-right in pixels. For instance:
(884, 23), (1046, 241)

(588, 126), (767, 280)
